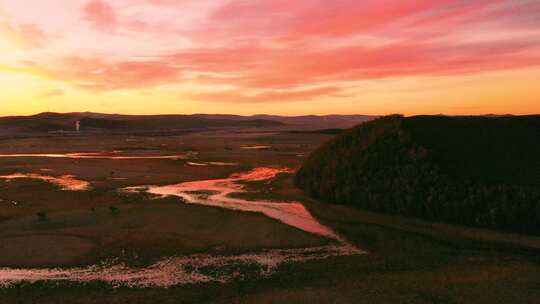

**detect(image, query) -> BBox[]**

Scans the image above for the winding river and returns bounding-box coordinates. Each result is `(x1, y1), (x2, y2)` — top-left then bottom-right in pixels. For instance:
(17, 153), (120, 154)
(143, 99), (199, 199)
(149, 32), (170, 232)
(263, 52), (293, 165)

(0, 152), (190, 160)
(0, 167), (364, 287)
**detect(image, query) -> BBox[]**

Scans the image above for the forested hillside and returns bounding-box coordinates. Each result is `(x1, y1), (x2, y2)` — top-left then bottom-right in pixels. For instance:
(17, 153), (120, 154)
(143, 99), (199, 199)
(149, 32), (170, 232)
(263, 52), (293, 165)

(296, 115), (540, 235)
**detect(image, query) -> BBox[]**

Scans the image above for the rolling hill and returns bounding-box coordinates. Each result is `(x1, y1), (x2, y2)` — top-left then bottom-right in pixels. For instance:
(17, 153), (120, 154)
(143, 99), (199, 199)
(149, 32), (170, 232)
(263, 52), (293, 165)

(0, 112), (376, 134)
(0, 112), (283, 134)
(296, 115), (540, 235)
(190, 114), (376, 129)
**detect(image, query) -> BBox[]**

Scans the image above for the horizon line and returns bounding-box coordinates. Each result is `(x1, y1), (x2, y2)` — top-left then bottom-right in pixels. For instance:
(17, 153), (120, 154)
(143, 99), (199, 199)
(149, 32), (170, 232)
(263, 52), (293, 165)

(2, 111), (536, 119)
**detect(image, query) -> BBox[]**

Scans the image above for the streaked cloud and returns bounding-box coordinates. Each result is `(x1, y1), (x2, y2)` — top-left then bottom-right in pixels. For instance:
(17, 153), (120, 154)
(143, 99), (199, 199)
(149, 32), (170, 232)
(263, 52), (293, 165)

(40, 88), (64, 98)
(190, 86), (341, 103)
(0, 0), (538, 114)
(0, 22), (47, 49)
(83, 0), (117, 31)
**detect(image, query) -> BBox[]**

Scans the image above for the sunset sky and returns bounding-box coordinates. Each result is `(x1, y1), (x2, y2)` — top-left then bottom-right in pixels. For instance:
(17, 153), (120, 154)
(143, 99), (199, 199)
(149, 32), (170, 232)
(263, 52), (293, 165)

(0, 0), (539, 116)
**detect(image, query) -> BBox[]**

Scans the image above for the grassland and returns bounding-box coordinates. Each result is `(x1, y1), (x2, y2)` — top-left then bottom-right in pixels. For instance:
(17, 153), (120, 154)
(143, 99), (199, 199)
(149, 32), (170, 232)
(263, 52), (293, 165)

(0, 129), (331, 268)
(0, 128), (539, 303)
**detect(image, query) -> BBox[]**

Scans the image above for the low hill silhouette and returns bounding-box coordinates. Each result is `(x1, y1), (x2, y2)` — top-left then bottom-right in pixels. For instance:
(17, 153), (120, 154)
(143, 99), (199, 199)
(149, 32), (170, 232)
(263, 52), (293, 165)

(296, 115), (540, 235)
(0, 112), (283, 133)
(0, 112), (376, 134)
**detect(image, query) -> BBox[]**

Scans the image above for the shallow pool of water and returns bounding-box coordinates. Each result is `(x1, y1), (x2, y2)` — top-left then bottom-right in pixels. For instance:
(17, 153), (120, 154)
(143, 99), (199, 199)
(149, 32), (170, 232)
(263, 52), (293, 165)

(0, 173), (90, 191)
(0, 244), (362, 288)
(239, 145), (272, 150)
(0, 167), (365, 287)
(125, 168), (341, 240)
(0, 152), (190, 160)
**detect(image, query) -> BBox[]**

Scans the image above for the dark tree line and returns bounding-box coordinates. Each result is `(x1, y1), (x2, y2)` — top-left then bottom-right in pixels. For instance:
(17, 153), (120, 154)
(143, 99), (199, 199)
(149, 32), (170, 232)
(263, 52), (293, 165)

(296, 115), (540, 235)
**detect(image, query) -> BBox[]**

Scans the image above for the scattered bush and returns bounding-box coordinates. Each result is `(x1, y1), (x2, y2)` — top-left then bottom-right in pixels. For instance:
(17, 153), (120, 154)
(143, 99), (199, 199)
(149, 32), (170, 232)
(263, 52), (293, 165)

(36, 211), (47, 221)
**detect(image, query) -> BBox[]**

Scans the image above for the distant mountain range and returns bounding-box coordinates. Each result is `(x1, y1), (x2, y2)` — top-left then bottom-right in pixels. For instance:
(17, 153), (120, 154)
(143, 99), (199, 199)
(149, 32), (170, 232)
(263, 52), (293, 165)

(190, 114), (376, 129)
(0, 112), (376, 134)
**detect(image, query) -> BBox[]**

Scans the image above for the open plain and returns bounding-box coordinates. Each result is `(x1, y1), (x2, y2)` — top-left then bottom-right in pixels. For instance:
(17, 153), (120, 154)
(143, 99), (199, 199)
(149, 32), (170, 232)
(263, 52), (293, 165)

(0, 126), (538, 303)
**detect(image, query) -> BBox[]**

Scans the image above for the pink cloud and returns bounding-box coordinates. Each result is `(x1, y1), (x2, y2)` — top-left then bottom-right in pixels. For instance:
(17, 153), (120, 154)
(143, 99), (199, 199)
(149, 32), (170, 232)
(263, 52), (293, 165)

(194, 0), (479, 41)
(190, 86), (341, 103)
(83, 0), (116, 31)
(40, 57), (182, 91)
(4, 0), (539, 103)
(36, 34), (539, 94)
(0, 22), (48, 49)
(167, 35), (540, 90)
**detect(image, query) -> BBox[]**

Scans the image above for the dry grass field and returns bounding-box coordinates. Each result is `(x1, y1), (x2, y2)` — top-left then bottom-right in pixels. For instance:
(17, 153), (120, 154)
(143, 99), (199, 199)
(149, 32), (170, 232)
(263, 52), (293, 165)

(0, 128), (538, 303)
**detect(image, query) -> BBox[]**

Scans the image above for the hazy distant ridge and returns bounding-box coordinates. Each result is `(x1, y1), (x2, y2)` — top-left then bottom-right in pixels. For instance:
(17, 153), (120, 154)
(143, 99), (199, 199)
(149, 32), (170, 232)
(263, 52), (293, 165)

(0, 112), (281, 133)
(0, 112), (376, 133)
